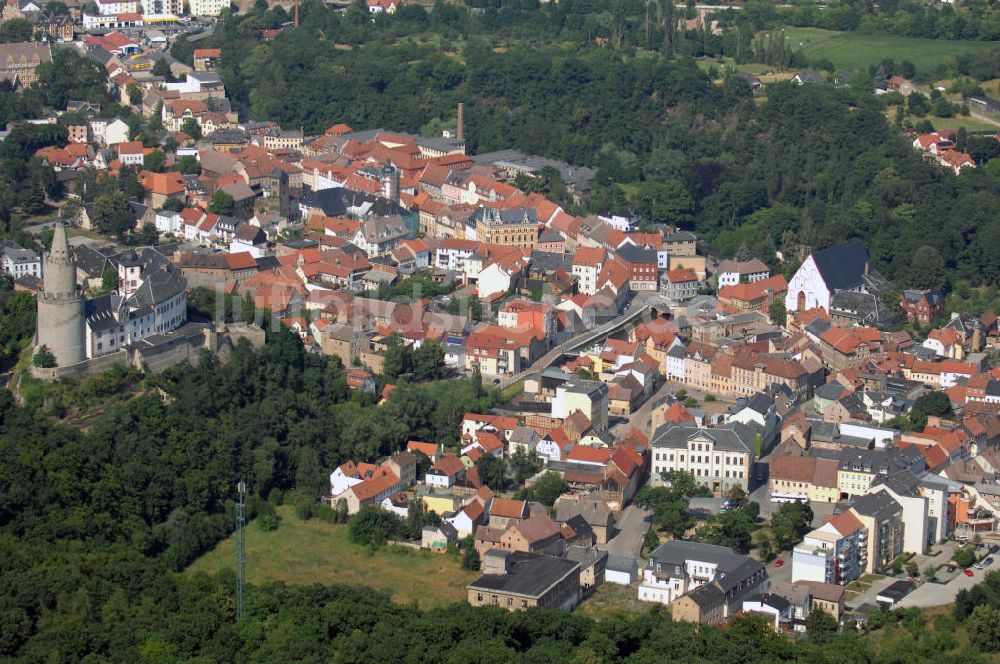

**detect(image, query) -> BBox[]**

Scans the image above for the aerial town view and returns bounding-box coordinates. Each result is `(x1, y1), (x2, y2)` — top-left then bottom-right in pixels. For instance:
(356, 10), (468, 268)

(4, 0), (1000, 659)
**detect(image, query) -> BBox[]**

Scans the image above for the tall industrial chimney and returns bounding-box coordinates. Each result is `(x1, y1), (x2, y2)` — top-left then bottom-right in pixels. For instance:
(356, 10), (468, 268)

(457, 102), (465, 141)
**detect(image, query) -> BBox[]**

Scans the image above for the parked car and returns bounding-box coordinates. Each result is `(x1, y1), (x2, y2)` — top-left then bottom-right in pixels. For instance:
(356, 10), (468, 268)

(986, 557), (995, 565)
(974, 563), (984, 570)
(773, 559), (784, 568)
(946, 565), (956, 573)
(965, 569), (975, 577)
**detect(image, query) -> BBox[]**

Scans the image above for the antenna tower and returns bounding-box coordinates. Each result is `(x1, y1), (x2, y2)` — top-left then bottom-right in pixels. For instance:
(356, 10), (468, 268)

(235, 478), (246, 621)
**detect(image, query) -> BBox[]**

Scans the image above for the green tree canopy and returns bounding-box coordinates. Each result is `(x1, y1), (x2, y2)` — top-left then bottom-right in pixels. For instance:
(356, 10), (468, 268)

(207, 190), (234, 215)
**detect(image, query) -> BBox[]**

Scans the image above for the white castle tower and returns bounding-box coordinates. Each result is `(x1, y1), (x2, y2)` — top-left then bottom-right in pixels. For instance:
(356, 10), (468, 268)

(36, 222), (85, 366)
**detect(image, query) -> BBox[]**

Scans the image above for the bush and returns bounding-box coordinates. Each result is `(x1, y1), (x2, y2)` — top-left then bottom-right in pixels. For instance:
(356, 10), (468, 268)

(257, 512), (279, 532)
(294, 496), (315, 521)
(955, 545), (977, 568)
(32, 345), (56, 368)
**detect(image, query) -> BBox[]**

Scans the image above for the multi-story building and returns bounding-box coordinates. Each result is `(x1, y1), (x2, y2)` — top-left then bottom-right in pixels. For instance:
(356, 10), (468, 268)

(837, 447), (924, 499)
(95, 0), (138, 15)
(0, 242), (41, 280)
(660, 268), (701, 300)
(650, 422), (755, 497)
(140, 0), (181, 14)
(899, 289), (946, 326)
(768, 454), (839, 503)
(467, 551), (580, 612)
(84, 249), (188, 358)
(717, 258), (770, 287)
(188, 0), (228, 15)
(571, 246), (605, 296)
(639, 540), (768, 625)
(792, 511), (864, 585)
(851, 492), (905, 574)
(551, 379), (610, 431)
(616, 243), (658, 291)
(0, 42), (50, 88)
(473, 207), (538, 249)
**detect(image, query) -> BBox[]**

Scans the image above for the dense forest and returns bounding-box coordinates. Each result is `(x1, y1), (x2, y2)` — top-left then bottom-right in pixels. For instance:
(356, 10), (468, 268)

(2, 330), (1000, 661)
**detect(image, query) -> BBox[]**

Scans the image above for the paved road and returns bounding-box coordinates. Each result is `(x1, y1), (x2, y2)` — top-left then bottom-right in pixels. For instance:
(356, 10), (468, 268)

(599, 505), (652, 560)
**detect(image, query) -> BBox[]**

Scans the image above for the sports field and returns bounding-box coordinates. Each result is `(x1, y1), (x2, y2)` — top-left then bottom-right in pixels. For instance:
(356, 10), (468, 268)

(766, 27), (996, 71)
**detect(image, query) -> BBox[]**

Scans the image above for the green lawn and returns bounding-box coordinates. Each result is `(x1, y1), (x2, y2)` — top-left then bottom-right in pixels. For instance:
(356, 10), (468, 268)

(765, 27), (996, 71)
(186, 505), (476, 608)
(500, 377), (525, 402)
(926, 116), (999, 132)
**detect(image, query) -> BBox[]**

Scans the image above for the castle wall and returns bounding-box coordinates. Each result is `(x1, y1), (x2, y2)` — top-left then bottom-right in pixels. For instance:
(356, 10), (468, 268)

(30, 323), (264, 381)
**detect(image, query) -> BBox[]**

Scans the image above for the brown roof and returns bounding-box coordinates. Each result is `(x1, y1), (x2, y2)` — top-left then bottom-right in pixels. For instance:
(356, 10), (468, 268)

(770, 454), (815, 484)
(793, 580), (846, 604)
(474, 525), (504, 543)
(407, 440), (439, 458)
(350, 469), (399, 501)
(463, 500), (484, 522)
(812, 458), (839, 489)
(489, 498), (527, 520)
(431, 453), (465, 477)
(511, 513), (562, 544)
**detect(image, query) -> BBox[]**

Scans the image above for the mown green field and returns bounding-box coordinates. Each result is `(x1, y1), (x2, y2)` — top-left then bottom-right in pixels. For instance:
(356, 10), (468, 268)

(186, 505), (476, 608)
(766, 27), (996, 71)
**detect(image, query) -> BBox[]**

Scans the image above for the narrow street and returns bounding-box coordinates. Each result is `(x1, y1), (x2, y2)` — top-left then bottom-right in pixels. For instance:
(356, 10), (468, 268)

(599, 505), (652, 560)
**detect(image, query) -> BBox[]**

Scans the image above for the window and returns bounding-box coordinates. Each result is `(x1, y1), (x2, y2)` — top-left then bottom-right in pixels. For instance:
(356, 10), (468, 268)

(521, 600), (528, 608)
(506, 597), (513, 607)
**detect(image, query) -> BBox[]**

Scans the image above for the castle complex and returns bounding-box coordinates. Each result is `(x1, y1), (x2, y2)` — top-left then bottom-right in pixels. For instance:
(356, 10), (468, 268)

(35, 223), (189, 368)
(31, 224), (272, 382)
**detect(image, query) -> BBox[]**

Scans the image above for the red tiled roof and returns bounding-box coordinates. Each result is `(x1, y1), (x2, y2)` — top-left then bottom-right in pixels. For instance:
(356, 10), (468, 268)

(226, 252), (257, 270)
(489, 498), (526, 519)
(407, 440), (439, 458)
(566, 446), (613, 464)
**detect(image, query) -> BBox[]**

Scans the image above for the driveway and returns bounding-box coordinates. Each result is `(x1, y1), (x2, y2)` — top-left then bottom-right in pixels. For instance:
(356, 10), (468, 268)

(600, 505), (652, 560)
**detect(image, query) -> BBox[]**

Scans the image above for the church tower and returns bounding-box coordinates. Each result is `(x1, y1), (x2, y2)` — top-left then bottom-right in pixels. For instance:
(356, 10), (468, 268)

(36, 222), (86, 366)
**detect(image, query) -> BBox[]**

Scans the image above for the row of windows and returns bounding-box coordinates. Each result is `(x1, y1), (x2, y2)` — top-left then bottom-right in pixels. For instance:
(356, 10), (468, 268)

(654, 452), (744, 466)
(475, 593), (529, 609)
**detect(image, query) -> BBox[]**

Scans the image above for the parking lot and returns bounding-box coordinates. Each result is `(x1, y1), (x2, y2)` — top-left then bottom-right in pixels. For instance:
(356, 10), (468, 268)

(898, 543), (1000, 608)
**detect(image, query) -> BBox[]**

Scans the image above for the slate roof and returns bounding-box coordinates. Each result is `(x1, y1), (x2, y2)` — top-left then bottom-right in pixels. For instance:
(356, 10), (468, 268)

(849, 491), (902, 521)
(812, 241), (869, 291)
(650, 421), (755, 453)
(299, 186), (408, 218)
(467, 551), (580, 598)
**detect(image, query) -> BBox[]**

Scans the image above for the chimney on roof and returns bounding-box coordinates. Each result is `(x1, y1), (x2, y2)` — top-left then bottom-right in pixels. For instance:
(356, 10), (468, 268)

(457, 102), (465, 141)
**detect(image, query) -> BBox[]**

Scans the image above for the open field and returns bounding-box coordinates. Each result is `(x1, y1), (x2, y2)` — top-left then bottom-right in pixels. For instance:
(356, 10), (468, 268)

(576, 582), (654, 620)
(186, 505), (476, 608)
(924, 115), (999, 132)
(765, 27), (996, 71)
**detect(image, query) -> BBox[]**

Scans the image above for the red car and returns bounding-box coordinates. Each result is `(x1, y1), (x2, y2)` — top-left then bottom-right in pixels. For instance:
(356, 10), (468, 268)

(965, 569), (975, 577)
(773, 559), (784, 567)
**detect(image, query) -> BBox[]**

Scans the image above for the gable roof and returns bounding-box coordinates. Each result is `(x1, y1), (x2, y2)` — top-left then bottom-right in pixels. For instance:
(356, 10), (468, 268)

(812, 241), (869, 291)
(489, 498), (527, 519)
